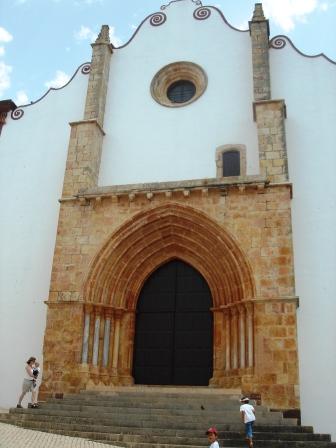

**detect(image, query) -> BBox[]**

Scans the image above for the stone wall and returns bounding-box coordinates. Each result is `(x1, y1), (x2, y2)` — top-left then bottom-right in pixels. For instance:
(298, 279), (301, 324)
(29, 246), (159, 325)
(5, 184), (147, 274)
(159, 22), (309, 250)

(41, 180), (299, 409)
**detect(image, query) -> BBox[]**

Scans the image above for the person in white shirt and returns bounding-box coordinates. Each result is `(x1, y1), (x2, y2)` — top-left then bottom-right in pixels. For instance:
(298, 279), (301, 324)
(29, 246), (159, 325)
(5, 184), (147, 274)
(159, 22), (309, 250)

(240, 397), (256, 448)
(206, 426), (220, 448)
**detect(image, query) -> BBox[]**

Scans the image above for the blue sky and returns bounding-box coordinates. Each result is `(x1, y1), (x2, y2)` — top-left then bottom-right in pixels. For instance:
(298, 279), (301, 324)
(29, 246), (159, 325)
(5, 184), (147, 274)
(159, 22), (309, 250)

(1, 0), (335, 105)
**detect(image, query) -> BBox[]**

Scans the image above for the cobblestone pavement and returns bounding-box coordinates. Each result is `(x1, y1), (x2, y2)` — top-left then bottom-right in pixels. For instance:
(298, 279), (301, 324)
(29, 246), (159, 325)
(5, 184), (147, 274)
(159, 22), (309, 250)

(0, 422), (119, 448)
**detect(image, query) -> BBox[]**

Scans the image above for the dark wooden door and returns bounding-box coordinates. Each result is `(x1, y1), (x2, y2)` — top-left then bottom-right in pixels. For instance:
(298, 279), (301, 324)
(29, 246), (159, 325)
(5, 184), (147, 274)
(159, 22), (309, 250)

(132, 260), (213, 385)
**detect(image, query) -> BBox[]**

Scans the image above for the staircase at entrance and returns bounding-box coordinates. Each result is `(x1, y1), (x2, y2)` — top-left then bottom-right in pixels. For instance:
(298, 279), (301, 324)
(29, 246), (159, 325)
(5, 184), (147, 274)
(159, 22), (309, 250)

(0, 386), (335, 448)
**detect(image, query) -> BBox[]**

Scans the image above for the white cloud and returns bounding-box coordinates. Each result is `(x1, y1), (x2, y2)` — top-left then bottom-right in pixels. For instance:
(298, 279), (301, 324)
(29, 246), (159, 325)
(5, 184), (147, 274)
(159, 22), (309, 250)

(262, 0), (322, 31)
(109, 26), (122, 46)
(14, 90), (29, 106)
(0, 27), (13, 43)
(320, 2), (329, 10)
(0, 46), (5, 56)
(74, 25), (97, 42)
(45, 70), (70, 89)
(0, 61), (12, 98)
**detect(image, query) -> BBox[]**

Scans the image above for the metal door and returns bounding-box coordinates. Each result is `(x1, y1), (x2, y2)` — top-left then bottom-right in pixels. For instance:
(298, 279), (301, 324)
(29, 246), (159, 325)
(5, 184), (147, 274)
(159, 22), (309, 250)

(132, 260), (213, 385)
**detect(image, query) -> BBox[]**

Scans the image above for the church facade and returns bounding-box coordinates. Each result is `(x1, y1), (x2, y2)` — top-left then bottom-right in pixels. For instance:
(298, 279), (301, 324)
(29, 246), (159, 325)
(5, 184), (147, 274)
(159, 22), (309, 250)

(1, 0), (335, 441)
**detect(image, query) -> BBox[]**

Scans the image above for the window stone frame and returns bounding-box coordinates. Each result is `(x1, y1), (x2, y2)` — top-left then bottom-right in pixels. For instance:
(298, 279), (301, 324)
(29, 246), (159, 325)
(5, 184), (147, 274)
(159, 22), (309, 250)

(215, 144), (247, 178)
(150, 61), (207, 108)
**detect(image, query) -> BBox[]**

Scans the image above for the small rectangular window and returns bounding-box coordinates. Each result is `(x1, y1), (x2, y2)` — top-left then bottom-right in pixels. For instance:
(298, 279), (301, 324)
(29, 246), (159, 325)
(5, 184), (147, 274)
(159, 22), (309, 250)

(222, 150), (240, 176)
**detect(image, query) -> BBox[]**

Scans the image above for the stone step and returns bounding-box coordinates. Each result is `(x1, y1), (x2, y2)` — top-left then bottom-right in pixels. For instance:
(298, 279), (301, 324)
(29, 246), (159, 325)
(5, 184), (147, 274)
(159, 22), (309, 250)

(8, 407), (291, 426)
(48, 397), (247, 409)
(43, 396), (262, 405)
(28, 402), (279, 417)
(0, 424), (336, 448)
(0, 417), (330, 442)
(48, 399), (262, 410)
(0, 413), (312, 434)
(80, 394), (241, 400)
(72, 394), (241, 404)
(2, 386), (335, 448)
(50, 396), (247, 406)
(109, 442), (336, 448)
(1, 421), (335, 448)
(81, 386), (241, 396)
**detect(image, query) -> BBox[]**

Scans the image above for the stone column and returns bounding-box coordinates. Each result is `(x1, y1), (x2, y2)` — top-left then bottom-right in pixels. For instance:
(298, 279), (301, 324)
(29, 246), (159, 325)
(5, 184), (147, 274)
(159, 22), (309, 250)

(223, 309), (231, 371)
(92, 311), (101, 366)
(98, 309), (105, 367)
(249, 3), (270, 101)
(249, 4), (289, 183)
(108, 311), (116, 369)
(87, 306), (96, 364)
(246, 302), (254, 368)
(112, 309), (123, 373)
(238, 305), (246, 369)
(62, 25), (113, 197)
(254, 99), (288, 182)
(231, 307), (239, 369)
(103, 309), (112, 368)
(81, 305), (92, 363)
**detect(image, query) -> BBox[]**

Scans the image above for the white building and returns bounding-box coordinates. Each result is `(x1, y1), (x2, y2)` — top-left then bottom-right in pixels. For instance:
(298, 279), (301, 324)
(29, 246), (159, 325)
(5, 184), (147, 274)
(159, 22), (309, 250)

(0, 0), (335, 441)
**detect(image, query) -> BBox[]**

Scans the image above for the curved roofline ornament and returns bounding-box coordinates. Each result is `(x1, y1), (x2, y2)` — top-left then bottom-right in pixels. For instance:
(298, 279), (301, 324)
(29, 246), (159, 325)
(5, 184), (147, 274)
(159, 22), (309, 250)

(10, 62), (91, 120)
(117, 4), (248, 50)
(160, 0), (202, 10)
(270, 35), (336, 65)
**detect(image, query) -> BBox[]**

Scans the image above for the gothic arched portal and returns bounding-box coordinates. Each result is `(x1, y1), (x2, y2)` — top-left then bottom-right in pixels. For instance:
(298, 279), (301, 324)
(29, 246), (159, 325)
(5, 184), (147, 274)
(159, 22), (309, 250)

(81, 203), (256, 386)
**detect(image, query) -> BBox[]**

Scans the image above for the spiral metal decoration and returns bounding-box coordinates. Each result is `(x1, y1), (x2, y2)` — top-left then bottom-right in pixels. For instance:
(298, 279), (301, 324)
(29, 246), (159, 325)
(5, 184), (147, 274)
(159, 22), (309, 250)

(81, 63), (91, 75)
(270, 37), (286, 49)
(149, 12), (167, 26)
(193, 7), (211, 20)
(161, 0), (202, 10)
(11, 108), (24, 120)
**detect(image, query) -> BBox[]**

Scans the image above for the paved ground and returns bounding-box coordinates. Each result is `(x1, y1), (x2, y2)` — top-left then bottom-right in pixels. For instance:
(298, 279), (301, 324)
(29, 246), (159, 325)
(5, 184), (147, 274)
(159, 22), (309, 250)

(0, 422), (119, 448)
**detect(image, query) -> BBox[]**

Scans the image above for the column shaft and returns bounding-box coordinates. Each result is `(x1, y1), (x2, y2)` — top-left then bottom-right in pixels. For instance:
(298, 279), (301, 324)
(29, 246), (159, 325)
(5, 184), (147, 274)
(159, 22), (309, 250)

(92, 314), (100, 366)
(81, 312), (90, 363)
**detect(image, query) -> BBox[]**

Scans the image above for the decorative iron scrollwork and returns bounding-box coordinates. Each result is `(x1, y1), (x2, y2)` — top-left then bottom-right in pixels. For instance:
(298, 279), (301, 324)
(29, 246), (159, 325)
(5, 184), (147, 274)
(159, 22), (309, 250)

(193, 7), (211, 20)
(81, 64), (91, 75)
(270, 37), (286, 49)
(149, 12), (167, 26)
(11, 108), (24, 120)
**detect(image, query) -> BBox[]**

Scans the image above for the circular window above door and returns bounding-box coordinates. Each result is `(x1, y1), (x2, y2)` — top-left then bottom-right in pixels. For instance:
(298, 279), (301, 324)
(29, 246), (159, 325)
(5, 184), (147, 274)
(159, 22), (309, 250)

(150, 61), (207, 108)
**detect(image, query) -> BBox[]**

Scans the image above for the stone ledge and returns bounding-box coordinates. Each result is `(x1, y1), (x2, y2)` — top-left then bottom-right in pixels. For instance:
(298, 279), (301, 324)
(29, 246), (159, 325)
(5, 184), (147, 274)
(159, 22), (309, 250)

(59, 175), (292, 203)
(253, 98), (287, 121)
(211, 296), (299, 311)
(45, 296), (299, 309)
(69, 119), (105, 136)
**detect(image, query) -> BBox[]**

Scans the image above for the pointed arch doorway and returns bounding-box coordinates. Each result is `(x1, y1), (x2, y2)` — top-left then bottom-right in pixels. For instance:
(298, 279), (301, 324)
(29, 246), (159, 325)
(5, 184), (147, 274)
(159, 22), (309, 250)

(132, 259), (213, 386)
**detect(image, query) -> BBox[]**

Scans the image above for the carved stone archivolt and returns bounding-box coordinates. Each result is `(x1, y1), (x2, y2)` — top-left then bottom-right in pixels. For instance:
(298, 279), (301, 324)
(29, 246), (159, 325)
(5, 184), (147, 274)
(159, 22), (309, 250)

(78, 203), (256, 385)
